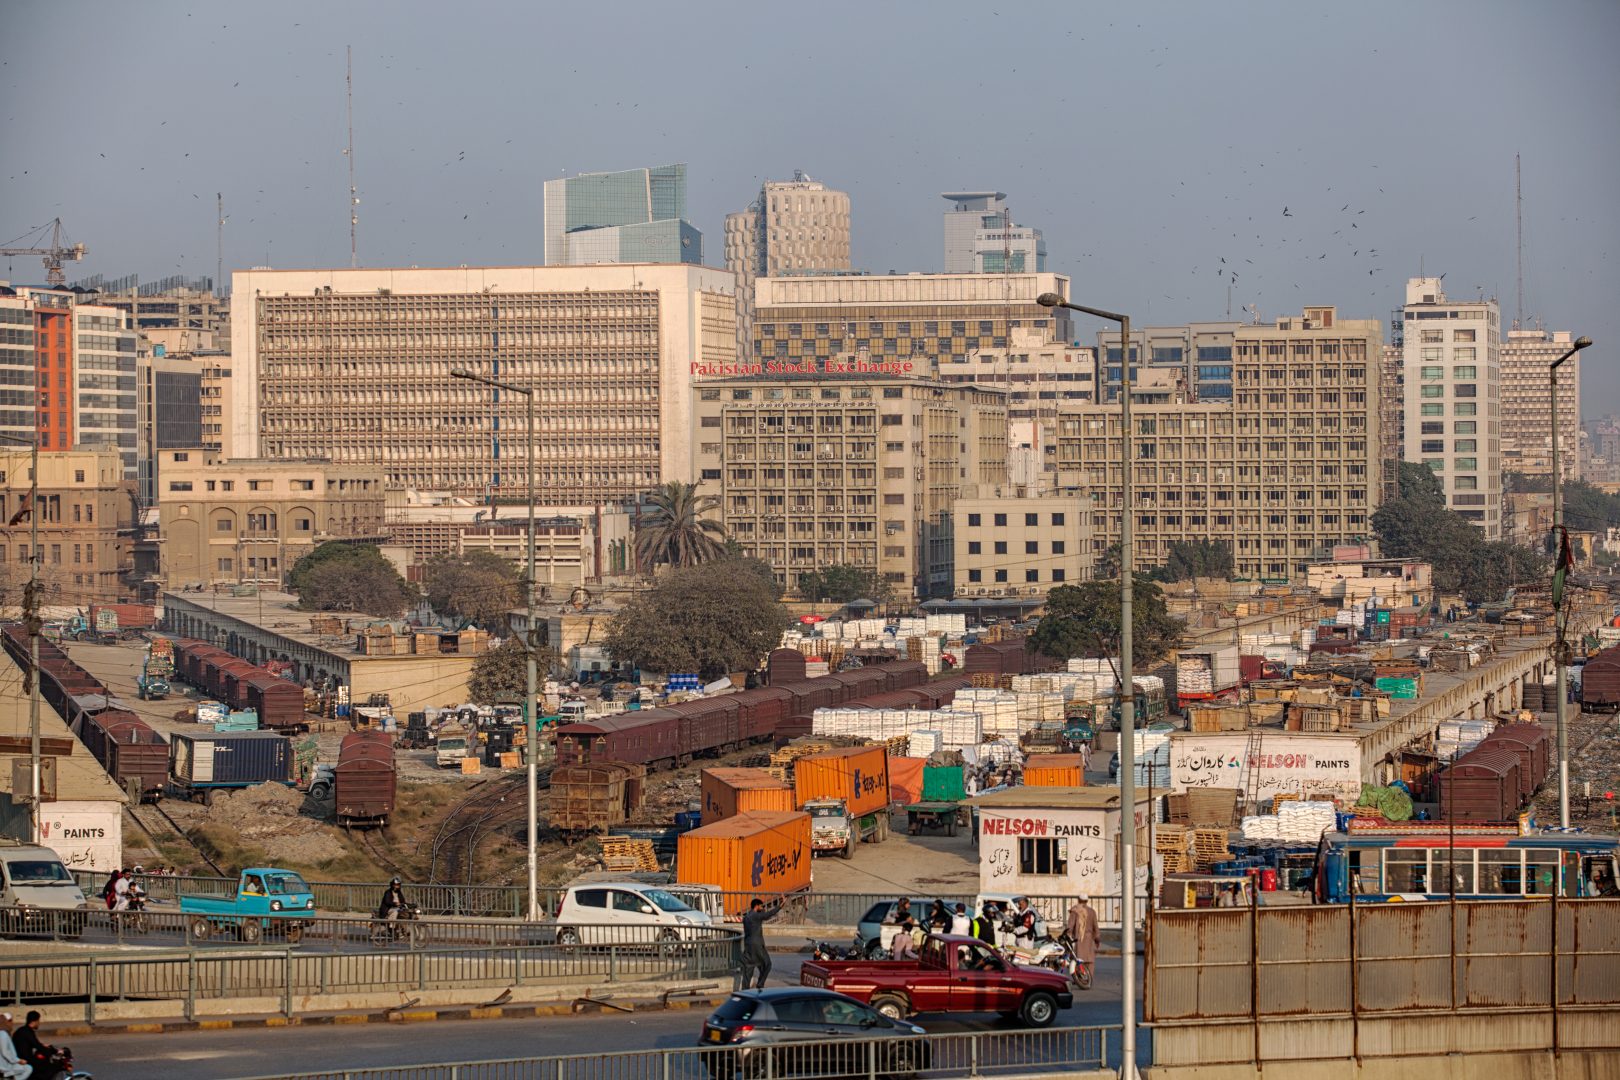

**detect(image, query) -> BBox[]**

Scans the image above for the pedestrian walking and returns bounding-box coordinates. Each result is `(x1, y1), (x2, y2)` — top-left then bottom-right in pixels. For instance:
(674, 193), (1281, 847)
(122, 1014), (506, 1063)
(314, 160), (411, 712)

(950, 903), (971, 936)
(737, 897), (780, 990)
(1063, 895), (1100, 985)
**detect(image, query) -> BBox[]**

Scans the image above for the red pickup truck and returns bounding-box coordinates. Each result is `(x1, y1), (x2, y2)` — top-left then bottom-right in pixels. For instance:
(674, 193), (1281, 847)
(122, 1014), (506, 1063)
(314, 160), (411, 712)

(799, 933), (1072, 1027)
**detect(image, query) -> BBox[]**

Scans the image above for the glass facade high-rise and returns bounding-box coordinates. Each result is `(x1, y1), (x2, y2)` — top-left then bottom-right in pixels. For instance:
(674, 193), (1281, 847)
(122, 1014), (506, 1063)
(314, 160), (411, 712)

(543, 164), (702, 266)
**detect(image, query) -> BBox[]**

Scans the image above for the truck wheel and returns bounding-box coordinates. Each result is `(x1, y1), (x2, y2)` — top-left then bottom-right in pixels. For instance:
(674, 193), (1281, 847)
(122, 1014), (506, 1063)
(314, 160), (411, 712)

(1019, 991), (1058, 1028)
(871, 993), (908, 1022)
(239, 919), (262, 944)
(190, 917), (212, 941)
(841, 836), (856, 860)
(947, 817), (958, 837)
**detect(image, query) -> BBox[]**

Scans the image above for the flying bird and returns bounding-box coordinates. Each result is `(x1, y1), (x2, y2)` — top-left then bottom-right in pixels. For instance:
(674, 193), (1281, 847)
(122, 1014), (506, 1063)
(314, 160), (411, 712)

(1282, 206), (1292, 217)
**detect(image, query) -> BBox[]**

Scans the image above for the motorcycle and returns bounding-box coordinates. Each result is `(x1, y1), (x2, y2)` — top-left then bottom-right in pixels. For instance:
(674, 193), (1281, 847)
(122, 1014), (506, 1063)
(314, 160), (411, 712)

(811, 939), (859, 962)
(998, 933), (1090, 989)
(117, 887), (150, 934)
(34, 1046), (92, 1080)
(369, 901), (424, 947)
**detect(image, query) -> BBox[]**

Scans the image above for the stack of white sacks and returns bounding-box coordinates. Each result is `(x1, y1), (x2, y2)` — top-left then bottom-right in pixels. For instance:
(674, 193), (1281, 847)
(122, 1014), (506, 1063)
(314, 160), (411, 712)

(909, 729), (943, 756)
(1133, 729), (1172, 787)
(811, 706), (983, 749)
(1240, 801), (1337, 843)
(952, 689), (1020, 738)
(1435, 718), (1493, 759)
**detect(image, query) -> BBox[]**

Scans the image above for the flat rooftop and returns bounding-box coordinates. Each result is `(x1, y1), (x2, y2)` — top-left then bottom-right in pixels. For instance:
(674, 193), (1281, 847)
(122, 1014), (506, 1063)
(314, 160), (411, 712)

(971, 787), (1162, 810)
(162, 591), (467, 661)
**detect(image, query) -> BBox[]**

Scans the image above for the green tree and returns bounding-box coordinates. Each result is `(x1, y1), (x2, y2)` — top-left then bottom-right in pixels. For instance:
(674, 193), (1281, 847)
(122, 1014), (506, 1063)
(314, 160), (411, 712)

(1094, 542), (1122, 580)
(467, 638), (556, 704)
(1162, 540), (1234, 582)
(604, 557), (790, 679)
(796, 563), (893, 607)
(634, 481), (727, 572)
(1030, 578), (1184, 665)
(289, 543), (417, 617)
(1396, 460), (1447, 505)
(423, 550), (523, 630)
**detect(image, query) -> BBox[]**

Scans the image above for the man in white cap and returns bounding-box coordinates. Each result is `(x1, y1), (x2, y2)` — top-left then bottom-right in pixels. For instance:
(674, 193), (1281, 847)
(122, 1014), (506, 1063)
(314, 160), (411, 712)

(0, 1013), (31, 1080)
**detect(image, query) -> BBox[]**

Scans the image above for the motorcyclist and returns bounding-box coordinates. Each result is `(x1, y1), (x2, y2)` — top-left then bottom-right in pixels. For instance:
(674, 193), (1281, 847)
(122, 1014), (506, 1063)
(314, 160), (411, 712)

(11, 1011), (55, 1080)
(377, 877), (407, 922)
(1008, 897), (1037, 945)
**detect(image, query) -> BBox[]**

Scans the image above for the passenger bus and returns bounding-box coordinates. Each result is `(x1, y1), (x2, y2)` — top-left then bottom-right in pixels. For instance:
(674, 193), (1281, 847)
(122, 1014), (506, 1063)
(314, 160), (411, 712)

(1313, 822), (1620, 903)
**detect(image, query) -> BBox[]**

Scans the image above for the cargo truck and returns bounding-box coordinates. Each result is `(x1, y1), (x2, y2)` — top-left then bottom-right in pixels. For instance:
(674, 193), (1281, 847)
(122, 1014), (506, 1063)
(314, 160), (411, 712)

(167, 730), (294, 803)
(434, 724), (471, 767)
(675, 810), (812, 917)
(901, 764), (967, 836)
(793, 745), (891, 858)
(1174, 645), (1241, 706)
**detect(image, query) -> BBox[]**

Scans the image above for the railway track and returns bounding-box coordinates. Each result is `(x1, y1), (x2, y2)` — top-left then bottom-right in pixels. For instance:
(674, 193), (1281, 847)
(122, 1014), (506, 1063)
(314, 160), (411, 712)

(426, 766), (554, 889)
(124, 802), (227, 877)
(356, 828), (406, 880)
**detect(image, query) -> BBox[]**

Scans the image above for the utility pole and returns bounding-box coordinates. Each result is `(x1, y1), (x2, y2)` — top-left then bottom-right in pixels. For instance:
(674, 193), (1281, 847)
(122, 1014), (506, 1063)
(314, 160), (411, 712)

(1, 437), (42, 838)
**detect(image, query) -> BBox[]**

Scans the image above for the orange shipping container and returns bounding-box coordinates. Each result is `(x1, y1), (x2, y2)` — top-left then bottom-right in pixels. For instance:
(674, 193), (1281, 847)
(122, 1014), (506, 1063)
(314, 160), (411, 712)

(1024, 754), (1088, 788)
(793, 744), (889, 819)
(700, 767), (795, 825)
(676, 811), (812, 916)
(887, 757), (926, 806)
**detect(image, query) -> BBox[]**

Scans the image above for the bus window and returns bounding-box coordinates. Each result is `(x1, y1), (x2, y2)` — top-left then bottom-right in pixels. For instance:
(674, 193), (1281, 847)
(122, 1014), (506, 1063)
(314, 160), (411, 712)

(1383, 850), (1428, 893)
(1523, 850), (1559, 895)
(1437, 851), (1474, 894)
(1583, 855), (1618, 897)
(1477, 850), (1522, 895)
(1349, 850), (1381, 894)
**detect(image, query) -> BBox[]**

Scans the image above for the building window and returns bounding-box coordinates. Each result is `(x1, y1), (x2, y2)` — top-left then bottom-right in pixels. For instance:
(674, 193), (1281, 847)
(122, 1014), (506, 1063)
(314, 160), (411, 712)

(1455, 329), (1476, 342)
(168, 481), (193, 492)
(1421, 422), (1444, 435)
(1420, 366), (1443, 380)
(701, 468), (721, 480)
(1454, 440), (1477, 453)
(994, 569), (1008, 583)
(968, 569), (982, 583)
(217, 558), (233, 572)
(215, 518), (232, 532)
(1052, 569), (1066, 582)
(1025, 569), (1039, 582)
(994, 541), (1008, 555)
(1420, 386), (1443, 399)
(1025, 513), (1038, 526)
(73, 470), (84, 483)
(1454, 366), (1476, 379)
(1420, 440), (1444, 453)
(968, 542), (982, 555)
(1456, 475), (1478, 490)
(1420, 404), (1443, 416)
(1454, 403), (1477, 416)
(1455, 457), (1477, 470)
(1051, 513), (1065, 526)
(1052, 541), (1066, 554)
(967, 513), (981, 527)
(1018, 837), (1068, 875)
(172, 453), (188, 462)
(1454, 384), (1476, 398)
(1454, 421), (1476, 434)
(1423, 459), (1444, 473)
(994, 513), (1007, 527)
(295, 518), (312, 532)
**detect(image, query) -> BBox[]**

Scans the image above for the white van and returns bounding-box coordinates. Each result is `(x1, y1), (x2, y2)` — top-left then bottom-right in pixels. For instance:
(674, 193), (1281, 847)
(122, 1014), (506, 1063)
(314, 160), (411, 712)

(553, 881), (713, 945)
(0, 845), (91, 934)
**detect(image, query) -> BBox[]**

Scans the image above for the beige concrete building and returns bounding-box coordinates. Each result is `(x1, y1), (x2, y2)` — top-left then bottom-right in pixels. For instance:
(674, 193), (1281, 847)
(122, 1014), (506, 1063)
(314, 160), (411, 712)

(1056, 306), (1382, 582)
(692, 378), (1007, 598)
(1379, 342), (1403, 504)
(162, 591), (477, 714)
(229, 265), (736, 500)
(157, 450), (387, 589)
(1499, 327), (1582, 481)
(1400, 278), (1502, 537)
(746, 272), (1073, 377)
(953, 496), (1092, 598)
(0, 447), (134, 607)
(725, 174), (853, 360)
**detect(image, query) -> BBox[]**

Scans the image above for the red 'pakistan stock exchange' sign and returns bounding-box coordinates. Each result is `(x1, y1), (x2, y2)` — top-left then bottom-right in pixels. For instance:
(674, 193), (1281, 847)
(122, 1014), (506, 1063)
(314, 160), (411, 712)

(691, 359), (919, 378)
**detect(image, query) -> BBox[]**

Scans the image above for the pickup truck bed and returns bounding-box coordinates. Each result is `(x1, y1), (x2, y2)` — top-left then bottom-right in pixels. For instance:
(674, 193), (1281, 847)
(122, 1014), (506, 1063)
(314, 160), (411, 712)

(800, 932), (1071, 1027)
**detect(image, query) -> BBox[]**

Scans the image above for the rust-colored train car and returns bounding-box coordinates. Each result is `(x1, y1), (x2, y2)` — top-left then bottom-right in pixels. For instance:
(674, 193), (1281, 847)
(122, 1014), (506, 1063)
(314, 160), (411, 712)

(242, 671), (307, 732)
(334, 730), (396, 827)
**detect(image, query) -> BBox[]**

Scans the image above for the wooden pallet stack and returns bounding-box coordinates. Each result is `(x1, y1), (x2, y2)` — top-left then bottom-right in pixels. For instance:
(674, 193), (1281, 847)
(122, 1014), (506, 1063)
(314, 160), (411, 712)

(1191, 827), (1231, 872)
(883, 735), (910, 759)
(599, 837), (659, 872)
(970, 673), (1000, 689)
(766, 738), (833, 781)
(1155, 824), (1191, 874)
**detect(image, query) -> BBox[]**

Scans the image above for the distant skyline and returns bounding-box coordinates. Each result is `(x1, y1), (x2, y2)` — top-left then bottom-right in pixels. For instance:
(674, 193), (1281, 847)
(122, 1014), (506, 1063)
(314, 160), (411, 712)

(3, 0), (1617, 411)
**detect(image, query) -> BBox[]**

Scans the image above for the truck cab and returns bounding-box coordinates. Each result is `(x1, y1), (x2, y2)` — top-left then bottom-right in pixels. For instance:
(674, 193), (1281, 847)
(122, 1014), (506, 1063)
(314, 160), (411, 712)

(179, 867), (316, 943)
(435, 726), (470, 767)
(805, 798), (888, 858)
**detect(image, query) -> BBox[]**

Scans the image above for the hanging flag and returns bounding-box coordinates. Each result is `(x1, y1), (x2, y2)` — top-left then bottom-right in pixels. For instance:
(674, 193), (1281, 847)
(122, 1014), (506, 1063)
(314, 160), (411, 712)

(6, 491), (30, 527)
(1552, 525), (1574, 611)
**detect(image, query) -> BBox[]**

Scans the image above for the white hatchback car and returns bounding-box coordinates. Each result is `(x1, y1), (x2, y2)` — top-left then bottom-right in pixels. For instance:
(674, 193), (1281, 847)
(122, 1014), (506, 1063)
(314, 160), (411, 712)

(553, 882), (714, 944)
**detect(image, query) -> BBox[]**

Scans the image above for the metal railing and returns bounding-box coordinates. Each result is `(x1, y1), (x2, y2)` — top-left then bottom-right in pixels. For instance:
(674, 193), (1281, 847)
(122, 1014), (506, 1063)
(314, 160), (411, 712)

(232, 1025), (1117, 1080)
(76, 873), (1149, 930)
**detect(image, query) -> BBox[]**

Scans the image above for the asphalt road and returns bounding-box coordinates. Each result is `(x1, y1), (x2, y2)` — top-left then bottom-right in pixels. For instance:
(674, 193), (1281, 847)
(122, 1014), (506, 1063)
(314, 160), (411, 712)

(61, 957), (1142, 1080)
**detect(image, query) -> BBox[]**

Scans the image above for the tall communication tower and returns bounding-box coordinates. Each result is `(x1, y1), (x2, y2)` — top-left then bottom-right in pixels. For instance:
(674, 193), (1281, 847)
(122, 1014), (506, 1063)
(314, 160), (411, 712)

(346, 46), (358, 268)
(1514, 152), (1524, 330)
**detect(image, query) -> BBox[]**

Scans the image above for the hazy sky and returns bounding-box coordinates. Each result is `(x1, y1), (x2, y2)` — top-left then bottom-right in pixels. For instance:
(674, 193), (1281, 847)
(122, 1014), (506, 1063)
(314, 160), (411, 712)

(4, 1), (1618, 410)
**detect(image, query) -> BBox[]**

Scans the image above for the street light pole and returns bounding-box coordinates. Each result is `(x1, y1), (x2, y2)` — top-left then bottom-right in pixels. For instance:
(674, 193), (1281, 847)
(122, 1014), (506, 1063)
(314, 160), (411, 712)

(452, 367), (540, 920)
(0, 434), (42, 841)
(1549, 335), (1592, 830)
(1039, 293), (1139, 1078)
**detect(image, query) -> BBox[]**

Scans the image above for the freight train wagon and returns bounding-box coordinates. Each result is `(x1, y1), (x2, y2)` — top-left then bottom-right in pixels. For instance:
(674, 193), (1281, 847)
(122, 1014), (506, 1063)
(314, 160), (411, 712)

(334, 730), (396, 827)
(1579, 647), (1620, 711)
(242, 671), (307, 732)
(72, 705), (169, 800)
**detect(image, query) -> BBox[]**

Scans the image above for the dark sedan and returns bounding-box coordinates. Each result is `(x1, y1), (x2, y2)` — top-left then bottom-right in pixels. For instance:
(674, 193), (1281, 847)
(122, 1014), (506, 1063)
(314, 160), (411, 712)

(699, 987), (930, 1078)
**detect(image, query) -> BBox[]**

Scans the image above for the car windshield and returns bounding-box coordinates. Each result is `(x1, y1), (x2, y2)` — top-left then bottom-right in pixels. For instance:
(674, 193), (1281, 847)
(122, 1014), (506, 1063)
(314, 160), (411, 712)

(643, 888), (693, 913)
(7, 860), (72, 884)
(267, 873), (309, 895)
(810, 805), (844, 818)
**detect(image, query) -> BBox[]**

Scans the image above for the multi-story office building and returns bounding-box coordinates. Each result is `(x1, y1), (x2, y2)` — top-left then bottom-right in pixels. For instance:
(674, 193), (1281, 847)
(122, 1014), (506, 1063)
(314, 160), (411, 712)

(542, 164), (701, 266)
(724, 173), (853, 361)
(0, 286), (138, 478)
(692, 378), (1006, 598)
(1094, 322), (1241, 403)
(229, 265), (736, 501)
(1499, 327), (1583, 481)
(1379, 342), (1403, 503)
(748, 272), (1072, 376)
(1399, 278), (1501, 537)
(0, 447), (134, 604)
(941, 192), (1046, 274)
(136, 354), (203, 508)
(73, 275), (228, 335)
(953, 496), (1093, 599)
(385, 493), (633, 590)
(157, 450), (387, 589)
(1056, 306), (1382, 582)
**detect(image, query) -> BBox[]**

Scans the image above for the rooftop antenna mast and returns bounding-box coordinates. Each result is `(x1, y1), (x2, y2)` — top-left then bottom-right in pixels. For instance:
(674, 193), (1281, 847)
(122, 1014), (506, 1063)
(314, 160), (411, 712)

(345, 45), (358, 268)
(1514, 152), (1523, 331)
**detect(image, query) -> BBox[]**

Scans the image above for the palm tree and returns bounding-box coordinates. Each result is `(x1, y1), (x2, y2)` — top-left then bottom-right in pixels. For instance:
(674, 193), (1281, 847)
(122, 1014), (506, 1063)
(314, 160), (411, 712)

(634, 481), (728, 572)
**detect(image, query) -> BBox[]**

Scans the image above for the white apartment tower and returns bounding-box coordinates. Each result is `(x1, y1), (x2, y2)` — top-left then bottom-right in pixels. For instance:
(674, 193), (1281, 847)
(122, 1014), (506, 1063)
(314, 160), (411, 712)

(942, 192), (1046, 275)
(1400, 277), (1501, 538)
(724, 173), (852, 360)
(1499, 327), (1583, 482)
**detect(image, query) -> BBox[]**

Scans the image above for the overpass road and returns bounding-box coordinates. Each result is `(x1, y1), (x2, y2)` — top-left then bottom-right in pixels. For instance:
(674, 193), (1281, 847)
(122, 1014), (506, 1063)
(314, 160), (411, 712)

(56, 957), (1140, 1080)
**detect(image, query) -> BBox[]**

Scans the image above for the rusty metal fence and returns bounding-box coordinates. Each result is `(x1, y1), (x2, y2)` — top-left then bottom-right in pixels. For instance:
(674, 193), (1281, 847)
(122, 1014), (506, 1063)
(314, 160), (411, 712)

(1147, 897), (1620, 1065)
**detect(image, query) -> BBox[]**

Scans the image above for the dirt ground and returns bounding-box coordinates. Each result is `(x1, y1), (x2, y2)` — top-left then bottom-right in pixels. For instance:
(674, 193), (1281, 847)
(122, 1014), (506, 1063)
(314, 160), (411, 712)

(808, 814), (982, 895)
(1532, 708), (1620, 830)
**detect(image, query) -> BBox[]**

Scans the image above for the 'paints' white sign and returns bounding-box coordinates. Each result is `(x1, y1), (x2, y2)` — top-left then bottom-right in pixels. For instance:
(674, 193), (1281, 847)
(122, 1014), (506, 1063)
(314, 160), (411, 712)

(1170, 734), (1361, 800)
(37, 802), (122, 872)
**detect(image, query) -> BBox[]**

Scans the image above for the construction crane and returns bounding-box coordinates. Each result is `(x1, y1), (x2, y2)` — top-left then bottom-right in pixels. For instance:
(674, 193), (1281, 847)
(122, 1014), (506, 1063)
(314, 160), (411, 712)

(0, 219), (87, 288)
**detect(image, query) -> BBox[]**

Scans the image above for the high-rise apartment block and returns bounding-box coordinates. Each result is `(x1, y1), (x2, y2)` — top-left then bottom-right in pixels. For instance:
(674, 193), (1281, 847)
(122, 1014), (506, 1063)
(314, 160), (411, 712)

(749, 272), (1072, 375)
(724, 173), (852, 360)
(1499, 327), (1582, 481)
(1093, 323), (1242, 404)
(0, 285), (138, 479)
(941, 192), (1045, 274)
(1056, 307), (1382, 581)
(1399, 278), (1501, 537)
(543, 164), (701, 266)
(692, 378), (1006, 598)
(230, 265), (736, 502)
